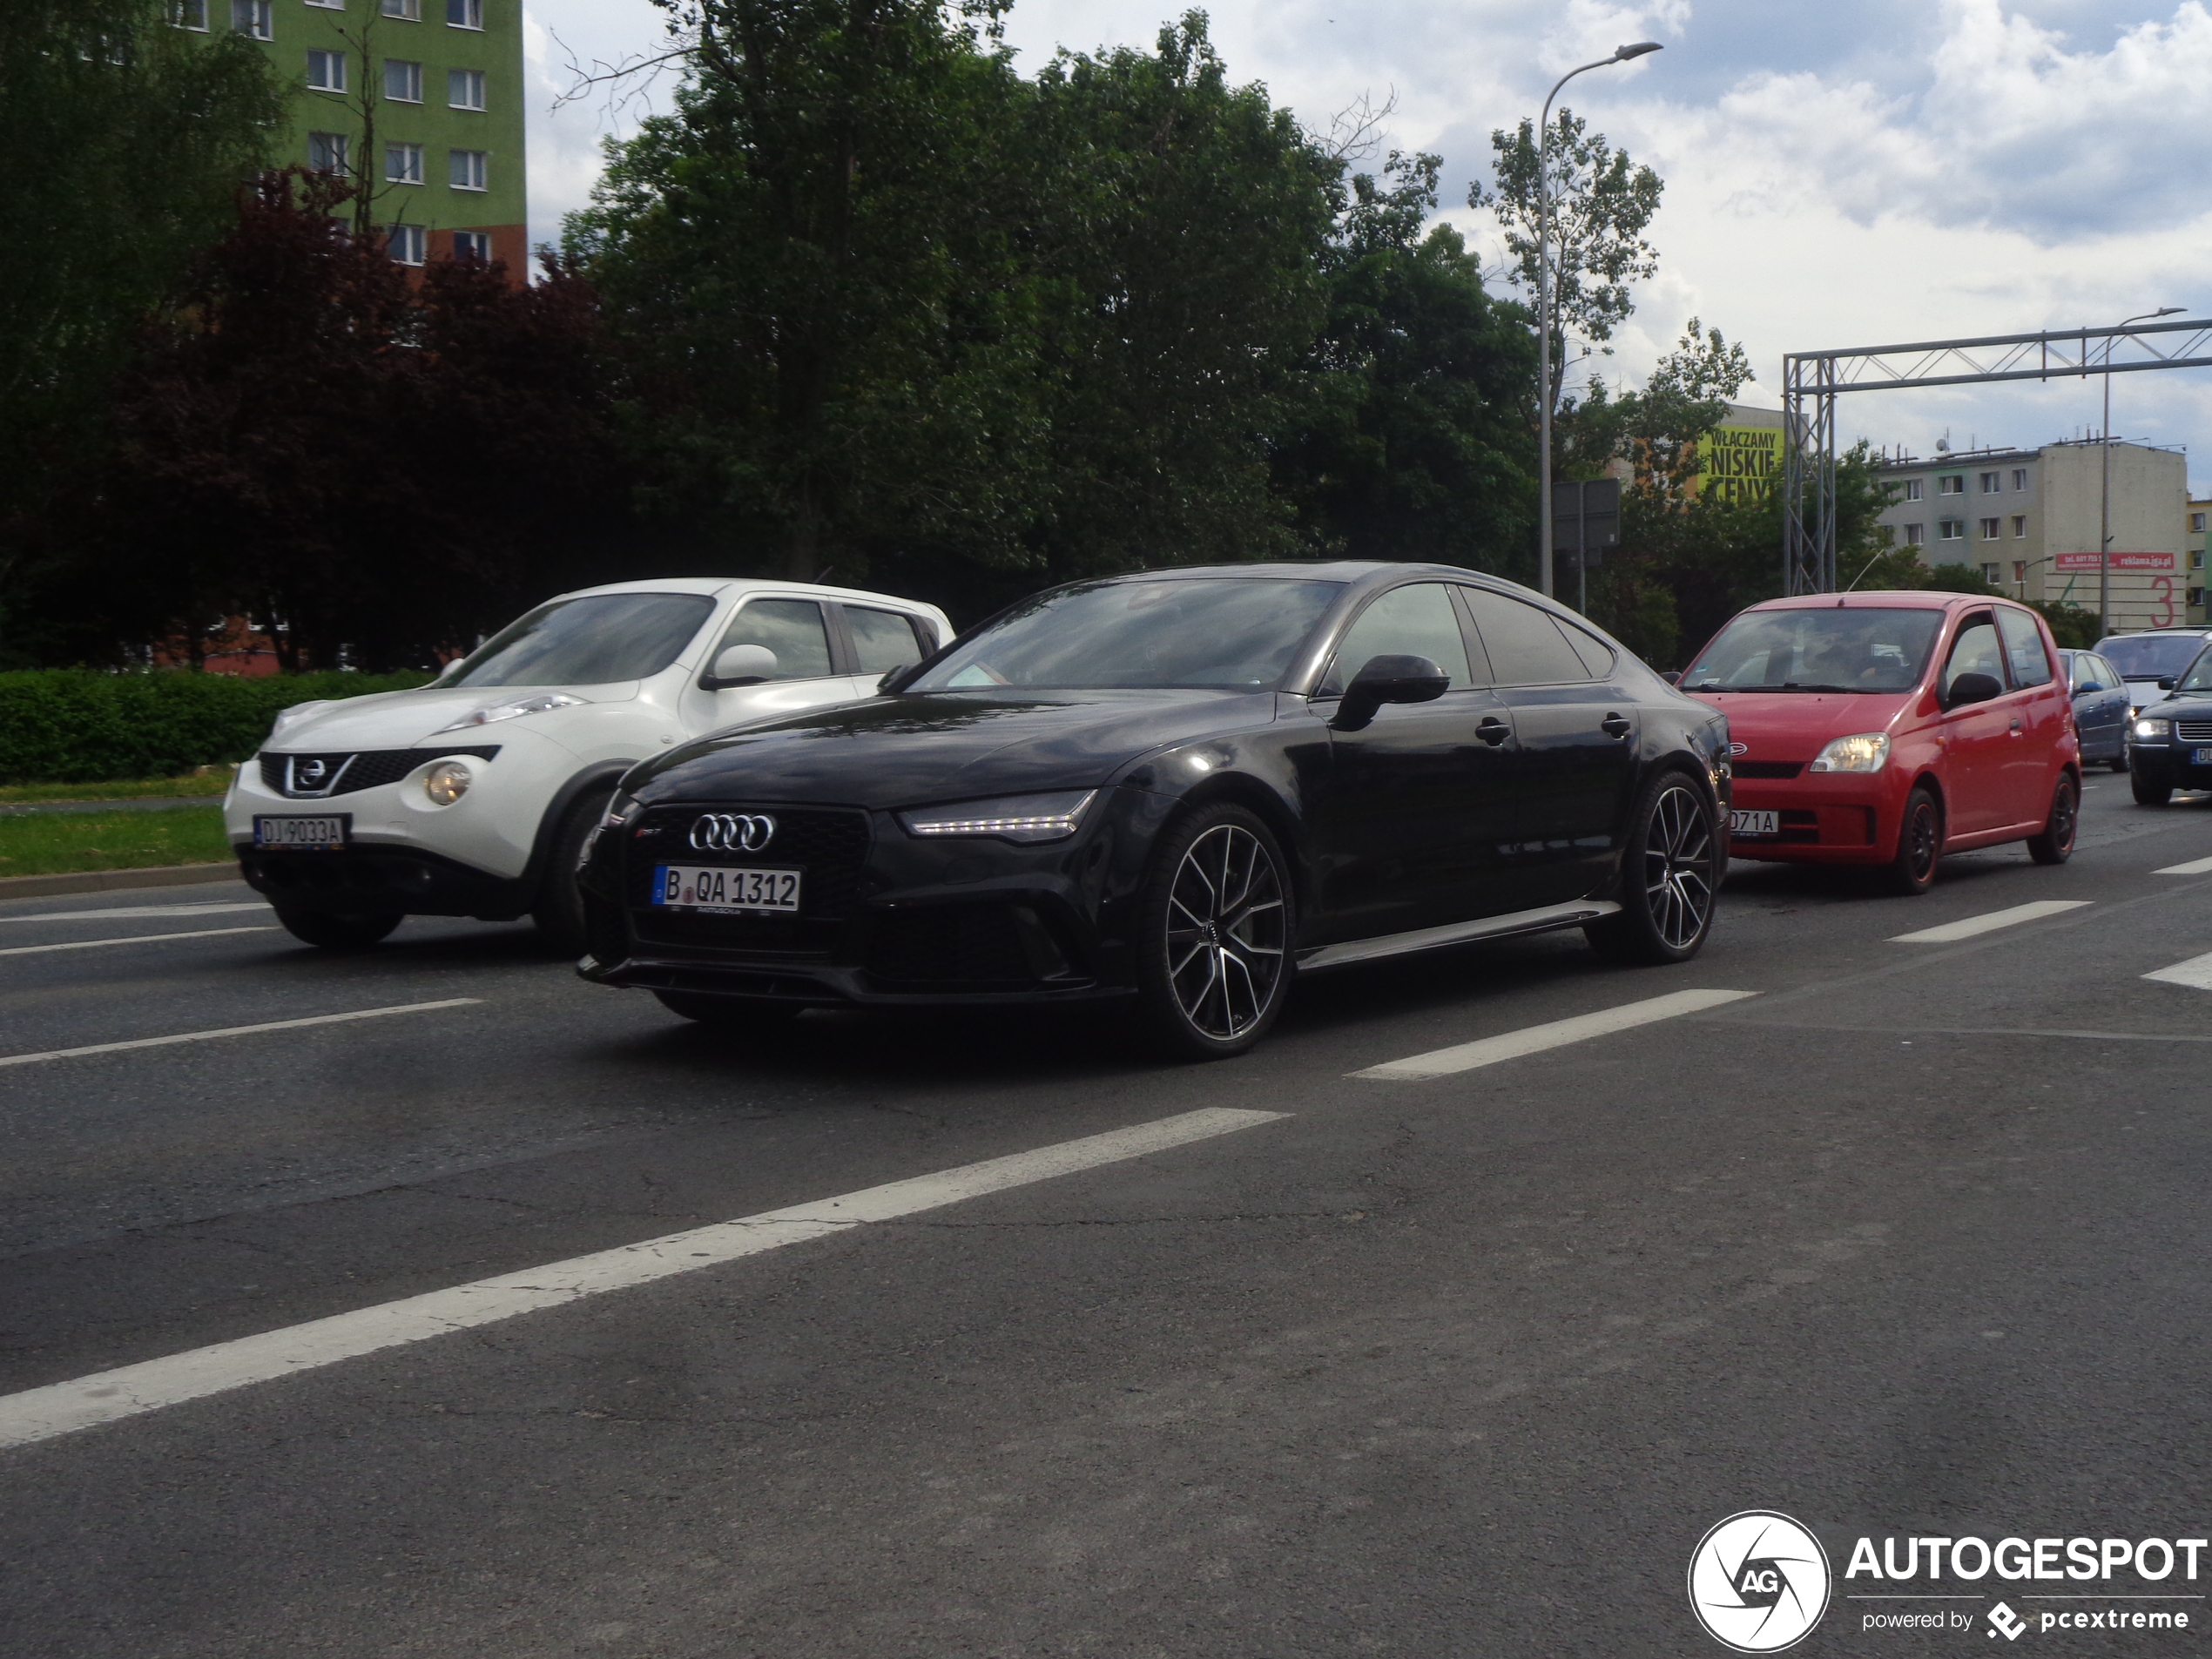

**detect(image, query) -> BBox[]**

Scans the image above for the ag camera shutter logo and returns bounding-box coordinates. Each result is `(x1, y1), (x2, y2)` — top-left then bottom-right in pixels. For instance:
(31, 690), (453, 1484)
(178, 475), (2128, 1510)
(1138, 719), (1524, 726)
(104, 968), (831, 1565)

(1689, 1511), (1831, 1652)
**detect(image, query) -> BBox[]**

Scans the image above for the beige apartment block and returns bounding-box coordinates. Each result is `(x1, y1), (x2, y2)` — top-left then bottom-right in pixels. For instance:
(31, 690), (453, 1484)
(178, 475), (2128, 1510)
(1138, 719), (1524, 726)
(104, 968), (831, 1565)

(1872, 440), (2188, 631)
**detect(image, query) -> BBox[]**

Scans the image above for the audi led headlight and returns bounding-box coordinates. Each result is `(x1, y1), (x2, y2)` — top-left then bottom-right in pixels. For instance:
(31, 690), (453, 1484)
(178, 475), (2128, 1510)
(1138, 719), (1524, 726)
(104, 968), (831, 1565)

(434, 692), (587, 734)
(422, 760), (474, 805)
(2134, 717), (2171, 739)
(1807, 732), (1889, 773)
(899, 789), (1096, 845)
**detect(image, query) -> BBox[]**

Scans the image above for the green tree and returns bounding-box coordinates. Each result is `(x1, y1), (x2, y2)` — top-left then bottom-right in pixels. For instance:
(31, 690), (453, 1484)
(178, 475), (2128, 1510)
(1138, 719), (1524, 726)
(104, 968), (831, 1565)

(0, 0), (282, 655)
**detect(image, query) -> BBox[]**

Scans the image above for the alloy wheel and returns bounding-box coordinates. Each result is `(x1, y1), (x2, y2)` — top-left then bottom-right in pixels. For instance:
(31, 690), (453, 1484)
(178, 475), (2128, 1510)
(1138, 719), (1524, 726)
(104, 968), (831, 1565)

(2050, 780), (2078, 852)
(1641, 783), (1716, 951)
(1904, 799), (1939, 881)
(1165, 824), (1287, 1041)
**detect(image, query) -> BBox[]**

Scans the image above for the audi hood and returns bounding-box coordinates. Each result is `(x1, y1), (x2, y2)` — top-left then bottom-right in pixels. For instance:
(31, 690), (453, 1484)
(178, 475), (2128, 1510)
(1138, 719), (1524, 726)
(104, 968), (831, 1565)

(633, 689), (1281, 808)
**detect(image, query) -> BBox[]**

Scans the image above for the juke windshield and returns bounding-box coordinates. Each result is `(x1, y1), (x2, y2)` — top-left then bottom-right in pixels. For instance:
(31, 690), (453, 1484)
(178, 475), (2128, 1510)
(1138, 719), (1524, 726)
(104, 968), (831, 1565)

(1683, 607), (1945, 694)
(451, 593), (716, 688)
(909, 577), (1346, 692)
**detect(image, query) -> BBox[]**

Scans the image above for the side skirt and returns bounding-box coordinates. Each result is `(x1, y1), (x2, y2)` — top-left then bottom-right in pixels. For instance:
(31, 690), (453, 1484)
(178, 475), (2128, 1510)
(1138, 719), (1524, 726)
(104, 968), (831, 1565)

(1296, 900), (1622, 973)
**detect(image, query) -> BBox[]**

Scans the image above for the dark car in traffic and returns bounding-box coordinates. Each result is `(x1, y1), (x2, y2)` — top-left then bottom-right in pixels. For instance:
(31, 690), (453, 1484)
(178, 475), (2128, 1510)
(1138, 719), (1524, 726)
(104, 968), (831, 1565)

(2060, 648), (2131, 771)
(576, 563), (1734, 1058)
(2124, 642), (2212, 805)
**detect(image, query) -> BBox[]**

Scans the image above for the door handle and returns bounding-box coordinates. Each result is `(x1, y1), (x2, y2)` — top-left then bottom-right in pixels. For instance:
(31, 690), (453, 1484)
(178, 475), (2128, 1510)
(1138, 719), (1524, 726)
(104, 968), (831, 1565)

(1475, 716), (1511, 746)
(2009, 718), (2023, 734)
(1601, 712), (1632, 739)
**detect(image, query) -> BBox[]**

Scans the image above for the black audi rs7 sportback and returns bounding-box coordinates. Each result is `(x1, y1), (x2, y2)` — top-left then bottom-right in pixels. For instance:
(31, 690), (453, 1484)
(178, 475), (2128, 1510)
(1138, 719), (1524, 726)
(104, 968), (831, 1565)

(576, 563), (1734, 1058)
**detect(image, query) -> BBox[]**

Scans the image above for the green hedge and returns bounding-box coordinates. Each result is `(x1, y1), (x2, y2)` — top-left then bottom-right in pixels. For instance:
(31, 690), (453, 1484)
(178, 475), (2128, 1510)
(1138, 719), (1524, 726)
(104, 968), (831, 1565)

(0, 670), (435, 785)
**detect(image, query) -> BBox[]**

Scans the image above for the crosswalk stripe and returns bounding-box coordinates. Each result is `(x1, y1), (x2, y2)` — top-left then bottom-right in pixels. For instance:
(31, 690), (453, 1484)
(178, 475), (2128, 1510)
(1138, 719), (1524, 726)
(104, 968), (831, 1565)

(1349, 988), (1758, 1082)
(1888, 900), (2090, 944)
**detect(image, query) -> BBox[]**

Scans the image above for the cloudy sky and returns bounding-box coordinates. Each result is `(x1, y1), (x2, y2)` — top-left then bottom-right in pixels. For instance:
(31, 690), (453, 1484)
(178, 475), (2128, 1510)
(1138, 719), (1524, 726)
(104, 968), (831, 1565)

(522, 0), (2212, 489)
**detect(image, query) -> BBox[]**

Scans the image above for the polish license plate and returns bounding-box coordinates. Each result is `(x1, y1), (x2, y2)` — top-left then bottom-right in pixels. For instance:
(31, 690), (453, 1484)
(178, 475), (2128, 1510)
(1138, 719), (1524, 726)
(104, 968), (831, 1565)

(2194, 747), (2212, 765)
(253, 814), (349, 850)
(652, 864), (802, 914)
(1730, 809), (1780, 837)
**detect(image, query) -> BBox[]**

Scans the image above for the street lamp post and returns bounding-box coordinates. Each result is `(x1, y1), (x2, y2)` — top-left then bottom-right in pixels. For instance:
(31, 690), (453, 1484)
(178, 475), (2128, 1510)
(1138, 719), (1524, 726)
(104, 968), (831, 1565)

(2100, 307), (2182, 636)
(1536, 40), (1661, 601)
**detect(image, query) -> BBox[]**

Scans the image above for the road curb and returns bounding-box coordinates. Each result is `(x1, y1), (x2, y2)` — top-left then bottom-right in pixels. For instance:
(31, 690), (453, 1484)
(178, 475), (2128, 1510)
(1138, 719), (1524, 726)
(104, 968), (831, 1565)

(0, 863), (239, 900)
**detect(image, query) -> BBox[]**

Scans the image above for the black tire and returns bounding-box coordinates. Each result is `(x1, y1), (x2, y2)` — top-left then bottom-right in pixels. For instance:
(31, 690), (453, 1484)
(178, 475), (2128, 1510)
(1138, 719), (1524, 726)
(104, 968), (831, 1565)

(530, 786), (616, 956)
(273, 904), (402, 950)
(1133, 802), (1294, 1061)
(1879, 786), (1943, 896)
(2110, 754), (2130, 773)
(651, 989), (803, 1027)
(2027, 772), (2079, 866)
(1585, 770), (1720, 965)
(2132, 769), (2173, 806)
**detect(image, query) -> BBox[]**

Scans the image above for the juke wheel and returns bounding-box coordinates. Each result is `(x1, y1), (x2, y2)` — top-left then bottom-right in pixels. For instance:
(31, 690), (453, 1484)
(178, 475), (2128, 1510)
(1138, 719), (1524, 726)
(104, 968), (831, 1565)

(2027, 773), (2079, 866)
(1135, 804), (1293, 1061)
(1586, 771), (1720, 965)
(1879, 786), (1943, 896)
(273, 904), (402, 951)
(532, 786), (615, 957)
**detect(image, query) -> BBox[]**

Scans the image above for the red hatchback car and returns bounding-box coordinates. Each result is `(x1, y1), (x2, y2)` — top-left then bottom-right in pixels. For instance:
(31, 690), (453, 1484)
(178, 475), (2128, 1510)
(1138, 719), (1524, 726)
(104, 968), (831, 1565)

(1679, 593), (2080, 894)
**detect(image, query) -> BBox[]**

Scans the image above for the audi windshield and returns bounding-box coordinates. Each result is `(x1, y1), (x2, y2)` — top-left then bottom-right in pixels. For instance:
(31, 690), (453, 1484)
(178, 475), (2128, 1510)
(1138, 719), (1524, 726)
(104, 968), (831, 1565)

(908, 577), (1345, 692)
(1683, 608), (1944, 694)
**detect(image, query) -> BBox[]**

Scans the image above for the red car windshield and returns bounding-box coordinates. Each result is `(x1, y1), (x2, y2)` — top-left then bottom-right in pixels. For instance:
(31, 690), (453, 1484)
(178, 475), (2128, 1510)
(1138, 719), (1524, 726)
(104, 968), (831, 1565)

(1683, 607), (1945, 693)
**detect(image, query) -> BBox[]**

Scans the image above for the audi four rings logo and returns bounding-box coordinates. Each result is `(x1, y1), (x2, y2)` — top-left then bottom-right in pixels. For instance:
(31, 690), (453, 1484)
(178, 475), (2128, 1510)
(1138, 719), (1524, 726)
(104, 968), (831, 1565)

(689, 813), (777, 853)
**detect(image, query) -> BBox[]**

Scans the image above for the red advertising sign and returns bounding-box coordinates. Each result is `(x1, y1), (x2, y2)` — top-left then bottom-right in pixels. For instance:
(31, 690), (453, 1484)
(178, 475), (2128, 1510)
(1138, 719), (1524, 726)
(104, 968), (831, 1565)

(2052, 551), (2175, 570)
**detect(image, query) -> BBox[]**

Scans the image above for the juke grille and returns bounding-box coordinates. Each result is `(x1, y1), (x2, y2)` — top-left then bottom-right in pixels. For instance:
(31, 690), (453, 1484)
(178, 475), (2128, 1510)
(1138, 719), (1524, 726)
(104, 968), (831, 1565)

(259, 746), (500, 798)
(624, 802), (873, 957)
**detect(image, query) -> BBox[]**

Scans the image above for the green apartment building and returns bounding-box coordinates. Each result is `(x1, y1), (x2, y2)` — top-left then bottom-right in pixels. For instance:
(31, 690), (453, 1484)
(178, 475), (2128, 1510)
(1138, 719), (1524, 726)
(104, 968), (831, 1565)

(174, 0), (527, 271)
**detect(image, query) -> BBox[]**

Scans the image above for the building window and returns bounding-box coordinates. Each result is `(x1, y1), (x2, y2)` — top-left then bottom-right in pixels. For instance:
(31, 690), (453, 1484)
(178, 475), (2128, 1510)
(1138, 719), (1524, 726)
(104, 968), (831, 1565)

(453, 229), (493, 260)
(385, 142), (423, 183)
(1939, 475), (1964, 495)
(2012, 561), (2027, 584)
(2193, 512), (2207, 534)
(1979, 563), (2000, 584)
(307, 50), (347, 91)
(1901, 478), (1925, 502)
(448, 148), (489, 190)
(171, 0), (209, 28)
(307, 131), (350, 172)
(383, 58), (422, 101)
(1905, 523), (1926, 546)
(1979, 517), (2000, 540)
(448, 68), (486, 108)
(232, 0), (271, 35)
(447, 0), (482, 24)
(2013, 468), (2029, 489)
(2011, 516), (2027, 538)
(381, 0), (420, 15)
(2195, 550), (2207, 570)
(1939, 519), (1964, 541)
(388, 224), (427, 266)
(1979, 471), (2000, 492)
(2191, 587), (2207, 609)
(306, 0), (342, 9)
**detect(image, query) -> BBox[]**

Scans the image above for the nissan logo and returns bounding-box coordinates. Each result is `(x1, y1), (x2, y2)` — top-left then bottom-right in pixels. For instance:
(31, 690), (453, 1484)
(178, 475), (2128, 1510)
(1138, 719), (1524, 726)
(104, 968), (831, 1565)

(688, 813), (777, 853)
(295, 759), (328, 783)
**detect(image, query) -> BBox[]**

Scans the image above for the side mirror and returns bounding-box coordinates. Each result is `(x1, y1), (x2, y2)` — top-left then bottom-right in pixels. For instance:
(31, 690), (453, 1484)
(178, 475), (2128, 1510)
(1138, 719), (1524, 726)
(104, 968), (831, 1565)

(876, 666), (912, 694)
(1331, 654), (1448, 731)
(702, 643), (777, 691)
(1660, 670), (1682, 686)
(2158, 675), (2177, 691)
(1945, 671), (2003, 710)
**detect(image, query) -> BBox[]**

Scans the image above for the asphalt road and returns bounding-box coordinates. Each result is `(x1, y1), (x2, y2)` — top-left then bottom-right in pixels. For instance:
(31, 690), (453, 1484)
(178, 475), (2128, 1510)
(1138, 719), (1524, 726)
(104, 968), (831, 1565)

(4, 781), (2212, 1657)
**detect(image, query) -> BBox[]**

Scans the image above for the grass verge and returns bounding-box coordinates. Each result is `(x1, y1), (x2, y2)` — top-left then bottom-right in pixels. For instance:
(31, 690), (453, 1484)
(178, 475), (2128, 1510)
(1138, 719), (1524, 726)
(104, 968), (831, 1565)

(0, 770), (232, 804)
(0, 806), (231, 878)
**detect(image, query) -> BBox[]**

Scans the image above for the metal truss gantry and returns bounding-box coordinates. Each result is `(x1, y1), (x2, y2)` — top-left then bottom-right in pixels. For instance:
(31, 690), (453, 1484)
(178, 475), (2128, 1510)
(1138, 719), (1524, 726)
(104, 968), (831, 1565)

(1782, 317), (2212, 595)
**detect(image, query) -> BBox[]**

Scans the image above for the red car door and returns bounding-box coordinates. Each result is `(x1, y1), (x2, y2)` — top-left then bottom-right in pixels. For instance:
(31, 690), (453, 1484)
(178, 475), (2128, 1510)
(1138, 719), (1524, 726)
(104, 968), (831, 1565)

(1934, 611), (2013, 836)
(1993, 606), (2066, 826)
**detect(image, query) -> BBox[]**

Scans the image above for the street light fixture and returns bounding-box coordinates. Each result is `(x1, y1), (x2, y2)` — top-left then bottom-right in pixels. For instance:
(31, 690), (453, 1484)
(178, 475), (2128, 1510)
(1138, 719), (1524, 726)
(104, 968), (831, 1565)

(2099, 306), (2182, 637)
(1536, 41), (1661, 602)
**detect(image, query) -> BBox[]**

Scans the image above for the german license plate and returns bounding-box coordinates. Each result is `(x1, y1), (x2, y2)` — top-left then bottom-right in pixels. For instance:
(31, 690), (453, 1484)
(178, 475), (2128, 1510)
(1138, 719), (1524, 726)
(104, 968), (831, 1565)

(652, 864), (802, 914)
(1730, 809), (1780, 837)
(2194, 747), (2212, 765)
(253, 814), (349, 850)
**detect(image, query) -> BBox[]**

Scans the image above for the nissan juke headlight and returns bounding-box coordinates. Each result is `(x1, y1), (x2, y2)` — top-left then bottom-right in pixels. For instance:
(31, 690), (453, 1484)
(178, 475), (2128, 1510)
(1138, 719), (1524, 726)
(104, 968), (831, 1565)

(898, 790), (1096, 844)
(434, 692), (588, 733)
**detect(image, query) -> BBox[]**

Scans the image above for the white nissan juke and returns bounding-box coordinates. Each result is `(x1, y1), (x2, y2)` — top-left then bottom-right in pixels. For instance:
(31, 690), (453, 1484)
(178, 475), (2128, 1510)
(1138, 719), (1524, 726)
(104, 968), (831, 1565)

(224, 577), (951, 952)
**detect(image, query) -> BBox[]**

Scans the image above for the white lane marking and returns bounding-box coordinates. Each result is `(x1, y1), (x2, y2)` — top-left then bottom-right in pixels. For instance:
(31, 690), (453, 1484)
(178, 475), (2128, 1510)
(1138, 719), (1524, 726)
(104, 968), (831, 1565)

(2153, 855), (2212, 876)
(0, 999), (481, 1069)
(1350, 988), (1759, 1082)
(0, 1106), (1285, 1449)
(2144, 952), (2212, 990)
(1888, 900), (2091, 944)
(0, 927), (273, 958)
(0, 902), (266, 923)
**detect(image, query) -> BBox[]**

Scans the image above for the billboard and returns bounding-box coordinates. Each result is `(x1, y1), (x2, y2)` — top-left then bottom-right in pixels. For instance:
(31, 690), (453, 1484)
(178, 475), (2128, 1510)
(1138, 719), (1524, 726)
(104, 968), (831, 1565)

(1697, 425), (1783, 504)
(2053, 550), (2175, 571)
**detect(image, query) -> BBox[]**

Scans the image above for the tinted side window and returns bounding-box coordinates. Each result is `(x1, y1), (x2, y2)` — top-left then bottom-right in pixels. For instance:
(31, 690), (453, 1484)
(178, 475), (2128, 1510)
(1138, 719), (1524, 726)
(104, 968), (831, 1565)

(846, 607), (927, 674)
(1325, 583), (1473, 692)
(715, 598), (833, 680)
(1558, 617), (1616, 678)
(1943, 617), (2005, 695)
(1461, 588), (1591, 685)
(1995, 608), (2053, 687)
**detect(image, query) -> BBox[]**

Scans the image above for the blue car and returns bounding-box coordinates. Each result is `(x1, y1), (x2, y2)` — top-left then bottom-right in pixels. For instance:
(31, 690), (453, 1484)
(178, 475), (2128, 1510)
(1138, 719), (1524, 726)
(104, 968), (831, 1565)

(2060, 648), (2131, 771)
